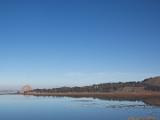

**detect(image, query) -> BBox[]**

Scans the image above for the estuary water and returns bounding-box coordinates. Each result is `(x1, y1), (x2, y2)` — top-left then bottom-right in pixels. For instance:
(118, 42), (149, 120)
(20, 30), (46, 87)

(0, 95), (159, 120)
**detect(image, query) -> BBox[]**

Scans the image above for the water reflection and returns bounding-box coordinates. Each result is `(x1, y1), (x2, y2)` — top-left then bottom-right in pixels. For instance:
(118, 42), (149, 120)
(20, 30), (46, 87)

(128, 117), (156, 120)
(0, 95), (159, 120)
(71, 98), (158, 109)
(72, 96), (160, 107)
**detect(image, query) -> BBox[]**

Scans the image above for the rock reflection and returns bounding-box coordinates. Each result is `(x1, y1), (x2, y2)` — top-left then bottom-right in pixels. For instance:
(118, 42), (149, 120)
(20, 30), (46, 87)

(143, 98), (160, 106)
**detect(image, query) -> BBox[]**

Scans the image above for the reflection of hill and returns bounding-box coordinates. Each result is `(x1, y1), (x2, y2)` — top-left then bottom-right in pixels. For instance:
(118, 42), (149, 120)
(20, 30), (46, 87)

(143, 98), (160, 106)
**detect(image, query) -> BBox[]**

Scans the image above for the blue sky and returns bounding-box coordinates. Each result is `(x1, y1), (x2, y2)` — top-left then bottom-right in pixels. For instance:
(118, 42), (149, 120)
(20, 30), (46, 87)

(0, 0), (160, 88)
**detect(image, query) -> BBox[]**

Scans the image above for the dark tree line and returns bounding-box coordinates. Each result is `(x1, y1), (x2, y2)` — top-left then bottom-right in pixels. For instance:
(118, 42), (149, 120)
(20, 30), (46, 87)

(31, 81), (157, 93)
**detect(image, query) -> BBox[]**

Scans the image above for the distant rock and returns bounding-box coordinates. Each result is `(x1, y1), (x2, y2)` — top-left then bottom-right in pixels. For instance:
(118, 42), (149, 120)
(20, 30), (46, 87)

(21, 85), (32, 93)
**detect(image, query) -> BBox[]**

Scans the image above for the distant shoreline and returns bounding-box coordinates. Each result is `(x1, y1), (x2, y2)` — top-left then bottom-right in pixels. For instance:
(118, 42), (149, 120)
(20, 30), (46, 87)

(23, 91), (160, 106)
(23, 92), (160, 99)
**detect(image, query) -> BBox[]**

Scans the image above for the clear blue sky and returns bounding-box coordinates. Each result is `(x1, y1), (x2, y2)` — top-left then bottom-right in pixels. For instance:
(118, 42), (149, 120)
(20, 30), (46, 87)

(0, 0), (160, 88)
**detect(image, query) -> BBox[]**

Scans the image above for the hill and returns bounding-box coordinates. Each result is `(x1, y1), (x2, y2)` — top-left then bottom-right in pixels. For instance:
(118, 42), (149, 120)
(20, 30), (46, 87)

(23, 76), (160, 95)
(143, 76), (160, 91)
(143, 76), (160, 86)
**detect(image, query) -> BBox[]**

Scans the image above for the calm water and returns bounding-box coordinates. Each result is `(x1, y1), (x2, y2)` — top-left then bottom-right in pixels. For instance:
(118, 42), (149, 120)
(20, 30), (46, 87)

(0, 95), (160, 120)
